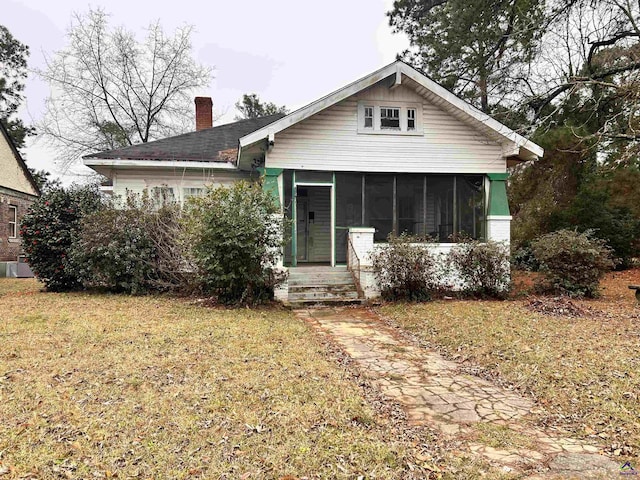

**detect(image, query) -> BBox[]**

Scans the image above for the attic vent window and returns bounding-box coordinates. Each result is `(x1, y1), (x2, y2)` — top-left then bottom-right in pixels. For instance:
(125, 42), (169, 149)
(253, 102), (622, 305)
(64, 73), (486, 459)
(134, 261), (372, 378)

(380, 107), (400, 130)
(364, 106), (373, 128)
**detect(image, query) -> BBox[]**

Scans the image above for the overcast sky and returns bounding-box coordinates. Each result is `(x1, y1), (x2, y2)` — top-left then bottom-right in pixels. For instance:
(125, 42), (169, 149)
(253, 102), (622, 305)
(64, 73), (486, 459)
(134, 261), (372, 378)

(4, 0), (409, 183)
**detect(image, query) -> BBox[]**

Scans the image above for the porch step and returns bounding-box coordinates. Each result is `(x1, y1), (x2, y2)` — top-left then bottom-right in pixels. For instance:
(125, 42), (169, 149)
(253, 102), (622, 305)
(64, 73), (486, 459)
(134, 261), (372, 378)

(286, 266), (362, 307)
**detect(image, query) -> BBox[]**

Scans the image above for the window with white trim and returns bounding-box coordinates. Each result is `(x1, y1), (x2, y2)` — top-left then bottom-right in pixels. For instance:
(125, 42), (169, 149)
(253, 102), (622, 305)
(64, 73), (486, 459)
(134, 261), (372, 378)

(364, 106), (373, 129)
(8, 205), (17, 238)
(407, 108), (416, 131)
(183, 187), (204, 200)
(357, 101), (422, 135)
(380, 107), (400, 130)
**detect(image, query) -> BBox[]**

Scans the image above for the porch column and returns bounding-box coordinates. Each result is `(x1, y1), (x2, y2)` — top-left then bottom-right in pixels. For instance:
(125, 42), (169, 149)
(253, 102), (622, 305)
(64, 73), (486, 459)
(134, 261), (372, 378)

(257, 167), (283, 209)
(486, 173), (512, 244)
(258, 167), (288, 301)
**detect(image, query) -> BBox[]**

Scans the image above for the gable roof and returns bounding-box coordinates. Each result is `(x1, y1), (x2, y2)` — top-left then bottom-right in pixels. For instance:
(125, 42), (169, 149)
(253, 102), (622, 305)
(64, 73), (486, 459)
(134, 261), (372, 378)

(239, 61), (543, 163)
(0, 120), (40, 197)
(84, 113), (285, 163)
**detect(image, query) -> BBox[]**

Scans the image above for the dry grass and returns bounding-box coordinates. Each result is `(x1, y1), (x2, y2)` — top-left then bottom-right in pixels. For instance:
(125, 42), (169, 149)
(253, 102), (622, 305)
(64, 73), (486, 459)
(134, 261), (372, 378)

(380, 269), (640, 459)
(0, 279), (427, 479)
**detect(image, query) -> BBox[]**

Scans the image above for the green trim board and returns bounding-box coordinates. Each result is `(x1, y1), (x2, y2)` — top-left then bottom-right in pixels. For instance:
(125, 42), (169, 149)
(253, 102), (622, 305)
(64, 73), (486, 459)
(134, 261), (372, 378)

(487, 173), (510, 216)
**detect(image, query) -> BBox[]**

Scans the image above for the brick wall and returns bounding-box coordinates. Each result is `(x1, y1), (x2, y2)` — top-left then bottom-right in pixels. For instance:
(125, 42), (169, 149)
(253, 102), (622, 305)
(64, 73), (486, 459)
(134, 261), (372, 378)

(0, 191), (36, 262)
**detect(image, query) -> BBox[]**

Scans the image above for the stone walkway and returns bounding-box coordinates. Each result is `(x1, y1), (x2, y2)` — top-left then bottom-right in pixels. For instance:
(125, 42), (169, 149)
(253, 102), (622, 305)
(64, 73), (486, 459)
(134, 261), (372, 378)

(297, 307), (620, 478)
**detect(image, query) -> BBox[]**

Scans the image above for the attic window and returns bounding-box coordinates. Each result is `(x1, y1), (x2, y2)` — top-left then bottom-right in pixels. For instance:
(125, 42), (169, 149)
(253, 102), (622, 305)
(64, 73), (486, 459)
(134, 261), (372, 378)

(407, 108), (416, 131)
(357, 101), (422, 135)
(364, 106), (373, 129)
(380, 107), (400, 130)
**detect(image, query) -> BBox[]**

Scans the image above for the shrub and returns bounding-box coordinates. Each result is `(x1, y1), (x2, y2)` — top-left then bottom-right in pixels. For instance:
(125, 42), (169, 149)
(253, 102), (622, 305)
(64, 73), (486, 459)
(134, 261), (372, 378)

(183, 181), (285, 305)
(20, 184), (103, 291)
(371, 234), (438, 301)
(447, 240), (511, 298)
(511, 243), (540, 271)
(531, 229), (615, 297)
(71, 194), (189, 294)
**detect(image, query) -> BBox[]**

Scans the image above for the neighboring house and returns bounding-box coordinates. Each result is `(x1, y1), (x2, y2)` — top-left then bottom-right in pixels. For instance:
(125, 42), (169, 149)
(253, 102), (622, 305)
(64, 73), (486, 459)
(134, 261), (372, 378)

(0, 121), (40, 277)
(84, 61), (543, 301)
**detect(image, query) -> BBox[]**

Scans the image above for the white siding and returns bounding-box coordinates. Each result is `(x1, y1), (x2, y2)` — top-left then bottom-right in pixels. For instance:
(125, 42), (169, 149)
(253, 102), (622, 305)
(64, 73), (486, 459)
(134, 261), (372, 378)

(112, 168), (251, 203)
(266, 83), (506, 174)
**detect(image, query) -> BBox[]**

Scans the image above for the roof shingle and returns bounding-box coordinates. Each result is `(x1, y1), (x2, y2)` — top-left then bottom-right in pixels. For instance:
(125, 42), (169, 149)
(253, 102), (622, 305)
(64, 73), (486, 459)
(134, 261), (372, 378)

(83, 114), (284, 162)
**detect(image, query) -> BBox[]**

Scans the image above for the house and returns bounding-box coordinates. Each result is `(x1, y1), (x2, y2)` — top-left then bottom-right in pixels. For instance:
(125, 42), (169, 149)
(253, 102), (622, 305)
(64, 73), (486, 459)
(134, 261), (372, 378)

(0, 121), (40, 277)
(84, 61), (543, 302)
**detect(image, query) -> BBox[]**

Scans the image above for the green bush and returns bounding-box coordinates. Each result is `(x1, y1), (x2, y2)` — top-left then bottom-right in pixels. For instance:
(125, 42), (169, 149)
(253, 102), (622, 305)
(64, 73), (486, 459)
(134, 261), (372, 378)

(184, 181), (285, 305)
(511, 243), (539, 271)
(71, 194), (189, 294)
(371, 234), (438, 301)
(447, 240), (510, 298)
(20, 185), (103, 291)
(531, 229), (615, 297)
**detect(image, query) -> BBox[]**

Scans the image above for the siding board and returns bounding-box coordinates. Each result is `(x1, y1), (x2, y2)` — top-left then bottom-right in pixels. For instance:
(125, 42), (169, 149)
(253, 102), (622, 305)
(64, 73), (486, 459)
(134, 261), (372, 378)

(267, 83), (506, 174)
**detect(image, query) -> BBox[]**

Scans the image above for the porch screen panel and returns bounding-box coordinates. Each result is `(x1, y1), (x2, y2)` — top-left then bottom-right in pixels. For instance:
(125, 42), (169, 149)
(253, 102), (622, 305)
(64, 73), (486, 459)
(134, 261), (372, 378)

(396, 175), (424, 236)
(426, 175), (454, 242)
(456, 175), (485, 240)
(335, 173), (363, 263)
(365, 175), (394, 242)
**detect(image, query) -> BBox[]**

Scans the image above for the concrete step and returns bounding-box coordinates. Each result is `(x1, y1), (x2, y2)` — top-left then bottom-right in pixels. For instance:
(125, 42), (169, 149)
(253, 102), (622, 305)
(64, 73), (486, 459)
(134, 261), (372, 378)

(288, 290), (359, 301)
(287, 266), (362, 305)
(288, 298), (366, 308)
(289, 284), (358, 294)
(288, 277), (354, 285)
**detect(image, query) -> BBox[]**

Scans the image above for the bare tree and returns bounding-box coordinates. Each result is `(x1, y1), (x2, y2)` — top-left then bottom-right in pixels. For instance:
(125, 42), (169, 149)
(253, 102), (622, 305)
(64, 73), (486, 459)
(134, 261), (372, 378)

(38, 9), (213, 169)
(525, 0), (640, 164)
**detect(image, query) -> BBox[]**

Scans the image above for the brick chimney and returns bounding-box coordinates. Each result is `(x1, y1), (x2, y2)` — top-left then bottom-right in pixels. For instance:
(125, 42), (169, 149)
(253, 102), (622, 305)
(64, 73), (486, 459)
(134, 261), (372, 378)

(195, 96), (213, 131)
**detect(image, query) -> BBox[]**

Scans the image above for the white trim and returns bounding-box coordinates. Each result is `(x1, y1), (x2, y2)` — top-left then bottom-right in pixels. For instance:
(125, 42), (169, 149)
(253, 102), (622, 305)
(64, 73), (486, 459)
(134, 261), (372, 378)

(294, 182), (334, 187)
(83, 159), (239, 170)
(487, 215), (513, 220)
(239, 61), (543, 160)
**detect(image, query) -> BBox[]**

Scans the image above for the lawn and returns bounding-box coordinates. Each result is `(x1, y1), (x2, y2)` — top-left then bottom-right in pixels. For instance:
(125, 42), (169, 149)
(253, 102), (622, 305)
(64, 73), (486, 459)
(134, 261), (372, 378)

(380, 268), (640, 460)
(0, 279), (415, 479)
(0, 278), (507, 480)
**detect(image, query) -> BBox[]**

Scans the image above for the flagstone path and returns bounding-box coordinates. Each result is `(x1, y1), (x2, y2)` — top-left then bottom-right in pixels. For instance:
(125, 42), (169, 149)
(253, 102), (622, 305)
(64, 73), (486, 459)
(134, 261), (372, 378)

(297, 307), (620, 478)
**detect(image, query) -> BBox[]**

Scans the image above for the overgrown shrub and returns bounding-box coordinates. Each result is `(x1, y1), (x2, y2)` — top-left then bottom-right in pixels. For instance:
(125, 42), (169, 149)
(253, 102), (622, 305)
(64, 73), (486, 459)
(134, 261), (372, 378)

(71, 194), (189, 294)
(447, 240), (510, 298)
(511, 243), (539, 271)
(183, 181), (285, 305)
(531, 229), (615, 297)
(20, 184), (103, 291)
(371, 234), (438, 301)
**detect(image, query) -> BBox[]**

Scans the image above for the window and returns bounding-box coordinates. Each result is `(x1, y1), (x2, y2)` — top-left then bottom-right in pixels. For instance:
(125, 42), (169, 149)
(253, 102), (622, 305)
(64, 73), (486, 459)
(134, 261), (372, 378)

(358, 102), (421, 134)
(150, 186), (175, 207)
(364, 106), (373, 129)
(407, 108), (416, 131)
(8, 205), (17, 238)
(380, 107), (400, 130)
(183, 187), (204, 201)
